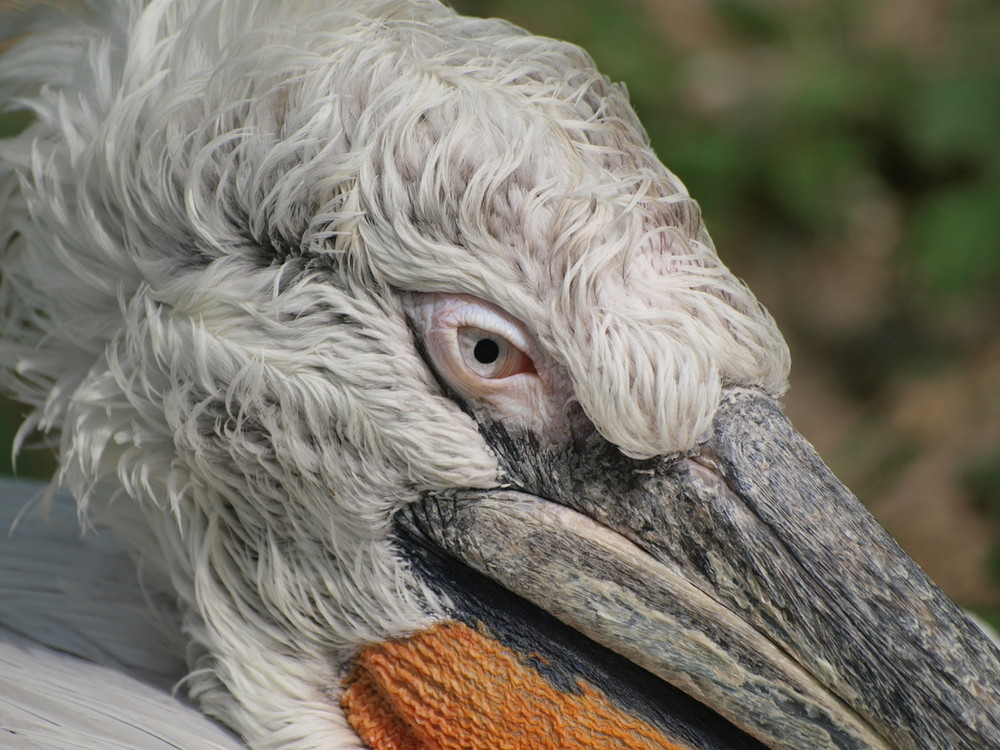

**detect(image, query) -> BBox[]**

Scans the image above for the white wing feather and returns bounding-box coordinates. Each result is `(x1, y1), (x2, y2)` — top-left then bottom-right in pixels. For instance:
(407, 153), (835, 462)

(0, 478), (244, 749)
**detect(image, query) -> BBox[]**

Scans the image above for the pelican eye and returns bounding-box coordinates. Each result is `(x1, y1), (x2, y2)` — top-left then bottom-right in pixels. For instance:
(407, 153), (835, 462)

(457, 327), (533, 379)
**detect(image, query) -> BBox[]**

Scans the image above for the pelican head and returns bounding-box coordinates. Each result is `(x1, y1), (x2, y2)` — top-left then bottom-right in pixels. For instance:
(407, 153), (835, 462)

(1, 0), (997, 748)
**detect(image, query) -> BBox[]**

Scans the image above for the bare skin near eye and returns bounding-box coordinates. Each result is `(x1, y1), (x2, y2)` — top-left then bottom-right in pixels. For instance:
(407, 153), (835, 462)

(405, 293), (587, 444)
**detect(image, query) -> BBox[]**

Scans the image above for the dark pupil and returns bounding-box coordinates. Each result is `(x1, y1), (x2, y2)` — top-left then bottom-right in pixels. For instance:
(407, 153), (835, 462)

(474, 338), (501, 364)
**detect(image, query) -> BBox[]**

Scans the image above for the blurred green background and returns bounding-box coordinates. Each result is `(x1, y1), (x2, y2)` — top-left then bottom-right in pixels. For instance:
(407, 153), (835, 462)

(2, 0), (999, 620)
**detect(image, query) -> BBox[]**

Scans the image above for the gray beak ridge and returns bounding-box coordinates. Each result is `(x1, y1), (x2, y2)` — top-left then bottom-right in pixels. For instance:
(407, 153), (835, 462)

(403, 389), (1000, 749)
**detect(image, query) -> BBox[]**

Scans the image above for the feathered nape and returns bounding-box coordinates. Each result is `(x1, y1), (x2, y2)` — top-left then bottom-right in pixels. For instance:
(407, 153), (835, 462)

(0, 0), (788, 746)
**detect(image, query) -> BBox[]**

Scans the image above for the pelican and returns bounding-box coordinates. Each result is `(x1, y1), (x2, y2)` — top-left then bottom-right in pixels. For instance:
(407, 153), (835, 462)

(0, 0), (997, 748)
